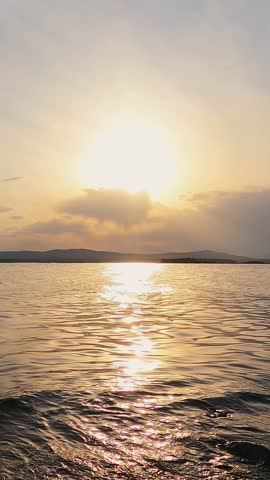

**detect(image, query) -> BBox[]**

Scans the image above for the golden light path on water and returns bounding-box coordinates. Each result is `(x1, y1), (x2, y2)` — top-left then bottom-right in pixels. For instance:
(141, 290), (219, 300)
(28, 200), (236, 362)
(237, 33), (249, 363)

(100, 263), (171, 392)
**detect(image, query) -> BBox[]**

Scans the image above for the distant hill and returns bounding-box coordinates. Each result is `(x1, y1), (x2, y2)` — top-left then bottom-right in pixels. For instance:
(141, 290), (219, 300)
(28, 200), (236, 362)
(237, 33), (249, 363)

(161, 257), (237, 264)
(149, 250), (251, 262)
(0, 248), (255, 263)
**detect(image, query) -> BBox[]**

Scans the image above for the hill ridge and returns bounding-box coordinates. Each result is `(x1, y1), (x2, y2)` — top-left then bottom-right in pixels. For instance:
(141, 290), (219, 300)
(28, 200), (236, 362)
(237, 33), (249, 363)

(0, 248), (255, 263)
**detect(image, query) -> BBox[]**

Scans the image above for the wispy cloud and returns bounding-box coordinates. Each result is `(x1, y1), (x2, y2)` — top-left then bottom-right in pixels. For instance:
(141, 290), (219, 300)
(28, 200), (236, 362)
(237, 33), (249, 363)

(0, 206), (13, 213)
(1, 177), (24, 183)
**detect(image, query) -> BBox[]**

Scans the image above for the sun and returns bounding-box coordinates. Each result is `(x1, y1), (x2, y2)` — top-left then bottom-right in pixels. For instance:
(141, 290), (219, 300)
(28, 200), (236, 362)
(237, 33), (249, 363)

(78, 115), (179, 199)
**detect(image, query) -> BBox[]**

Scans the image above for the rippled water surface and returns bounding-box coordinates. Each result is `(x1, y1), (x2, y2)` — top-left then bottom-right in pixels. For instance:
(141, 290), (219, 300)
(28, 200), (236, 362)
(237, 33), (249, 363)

(0, 263), (270, 479)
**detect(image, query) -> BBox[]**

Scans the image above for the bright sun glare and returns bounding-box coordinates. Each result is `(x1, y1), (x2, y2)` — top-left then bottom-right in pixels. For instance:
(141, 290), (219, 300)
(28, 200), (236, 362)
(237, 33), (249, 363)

(79, 116), (178, 199)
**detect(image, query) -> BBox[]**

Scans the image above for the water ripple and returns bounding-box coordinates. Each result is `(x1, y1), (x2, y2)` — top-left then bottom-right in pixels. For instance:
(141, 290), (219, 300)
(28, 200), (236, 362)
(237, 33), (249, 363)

(0, 263), (269, 479)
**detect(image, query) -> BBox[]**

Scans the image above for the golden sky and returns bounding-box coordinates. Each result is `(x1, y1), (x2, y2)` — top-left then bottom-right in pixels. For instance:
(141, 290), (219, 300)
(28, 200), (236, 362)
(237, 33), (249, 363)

(1, 1), (270, 256)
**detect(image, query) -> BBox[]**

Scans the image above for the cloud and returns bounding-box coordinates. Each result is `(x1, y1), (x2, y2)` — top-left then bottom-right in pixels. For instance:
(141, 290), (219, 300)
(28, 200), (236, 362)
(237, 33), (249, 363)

(123, 188), (270, 256)
(185, 188), (270, 256)
(11, 215), (24, 220)
(1, 177), (24, 183)
(0, 206), (13, 213)
(23, 219), (88, 236)
(59, 188), (152, 226)
(5, 187), (270, 257)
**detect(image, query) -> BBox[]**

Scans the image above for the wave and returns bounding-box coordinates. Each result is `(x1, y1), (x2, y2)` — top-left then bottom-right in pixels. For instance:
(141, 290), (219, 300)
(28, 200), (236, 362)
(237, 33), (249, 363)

(0, 387), (269, 479)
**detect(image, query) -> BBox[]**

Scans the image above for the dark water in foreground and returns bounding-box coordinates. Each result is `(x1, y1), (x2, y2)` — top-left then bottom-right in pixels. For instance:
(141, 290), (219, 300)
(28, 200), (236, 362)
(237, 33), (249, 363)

(0, 263), (270, 479)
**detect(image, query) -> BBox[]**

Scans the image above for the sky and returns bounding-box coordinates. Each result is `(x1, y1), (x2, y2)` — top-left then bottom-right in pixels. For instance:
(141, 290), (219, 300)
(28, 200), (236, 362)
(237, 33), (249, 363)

(1, 0), (270, 256)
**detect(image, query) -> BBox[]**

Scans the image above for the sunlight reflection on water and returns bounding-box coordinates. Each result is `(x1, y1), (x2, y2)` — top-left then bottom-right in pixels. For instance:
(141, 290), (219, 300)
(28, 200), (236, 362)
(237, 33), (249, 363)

(101, 264), (166, 391)
(1, 264), (270, 479)
(115, 333), (161, 392)
(100, 263), (170, 305)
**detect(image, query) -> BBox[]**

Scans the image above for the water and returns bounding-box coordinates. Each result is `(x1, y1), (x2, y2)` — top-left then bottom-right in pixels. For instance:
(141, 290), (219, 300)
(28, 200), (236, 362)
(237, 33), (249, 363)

(0, 263), (270, 479)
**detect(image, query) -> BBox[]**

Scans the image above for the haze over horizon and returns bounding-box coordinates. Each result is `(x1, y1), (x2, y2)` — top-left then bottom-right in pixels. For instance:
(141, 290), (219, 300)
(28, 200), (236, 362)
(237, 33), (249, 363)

(1, 1), (270, 256)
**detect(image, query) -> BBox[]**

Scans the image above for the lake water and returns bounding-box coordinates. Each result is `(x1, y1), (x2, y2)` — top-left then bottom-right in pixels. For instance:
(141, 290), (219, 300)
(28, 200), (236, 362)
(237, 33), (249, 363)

(0, 263), (269, 479)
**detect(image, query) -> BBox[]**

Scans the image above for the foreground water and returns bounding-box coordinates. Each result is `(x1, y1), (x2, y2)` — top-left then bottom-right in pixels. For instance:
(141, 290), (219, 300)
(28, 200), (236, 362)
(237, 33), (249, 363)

(0, 263), (269, 479)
